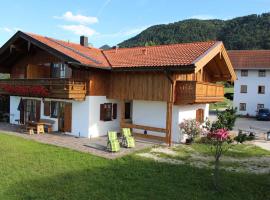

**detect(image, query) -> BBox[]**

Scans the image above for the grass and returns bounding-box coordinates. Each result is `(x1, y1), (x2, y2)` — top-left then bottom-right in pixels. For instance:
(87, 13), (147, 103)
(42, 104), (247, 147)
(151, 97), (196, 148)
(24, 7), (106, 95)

(0, 133), (269, 200)
(210, 87), (233, 111)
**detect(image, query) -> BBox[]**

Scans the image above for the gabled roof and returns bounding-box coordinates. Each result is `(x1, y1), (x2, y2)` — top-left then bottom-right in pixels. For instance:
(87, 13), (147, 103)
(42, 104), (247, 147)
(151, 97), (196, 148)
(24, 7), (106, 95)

(228, 50), (270, 69)
(0, 31), (235, 80)
(103, 41), (217, 68)
(26, 33), (111, 68)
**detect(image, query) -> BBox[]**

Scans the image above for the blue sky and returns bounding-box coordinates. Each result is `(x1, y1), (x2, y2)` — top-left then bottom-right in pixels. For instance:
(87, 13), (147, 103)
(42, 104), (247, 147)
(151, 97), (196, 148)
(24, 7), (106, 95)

(0, 0), (269, 47)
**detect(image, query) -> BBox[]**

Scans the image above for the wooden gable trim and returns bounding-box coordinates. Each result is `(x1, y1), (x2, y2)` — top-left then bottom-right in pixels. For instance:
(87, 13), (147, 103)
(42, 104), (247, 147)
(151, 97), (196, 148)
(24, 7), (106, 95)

(192, 42), (236, 81)
(0, 31), (79, 65)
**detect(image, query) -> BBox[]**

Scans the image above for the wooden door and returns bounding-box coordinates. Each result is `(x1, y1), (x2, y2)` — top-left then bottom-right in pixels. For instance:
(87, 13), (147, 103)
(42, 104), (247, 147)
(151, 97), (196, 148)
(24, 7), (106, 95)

(64, 103), (72, 132)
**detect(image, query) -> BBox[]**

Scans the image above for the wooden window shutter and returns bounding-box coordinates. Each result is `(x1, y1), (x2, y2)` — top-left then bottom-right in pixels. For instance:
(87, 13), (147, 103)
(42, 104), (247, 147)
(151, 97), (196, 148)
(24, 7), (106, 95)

(113, 103), (117, 119)
(196, 109), (204, 123)
(36, 100), (41, 122)
(100, 104), (105, 121)
(44, 101), (50, 116)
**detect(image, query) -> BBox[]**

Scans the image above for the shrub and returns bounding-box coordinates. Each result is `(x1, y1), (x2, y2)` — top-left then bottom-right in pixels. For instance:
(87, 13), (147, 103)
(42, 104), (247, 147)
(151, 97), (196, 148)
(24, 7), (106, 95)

(234, 131), (255, 143)
(211, 107), (237, 131)
(179, 119), (206, 142)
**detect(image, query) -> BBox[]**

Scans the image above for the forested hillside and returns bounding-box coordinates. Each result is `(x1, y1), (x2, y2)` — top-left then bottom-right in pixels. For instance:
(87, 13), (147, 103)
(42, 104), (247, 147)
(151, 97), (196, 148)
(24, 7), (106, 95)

(119, 13), (270, 50)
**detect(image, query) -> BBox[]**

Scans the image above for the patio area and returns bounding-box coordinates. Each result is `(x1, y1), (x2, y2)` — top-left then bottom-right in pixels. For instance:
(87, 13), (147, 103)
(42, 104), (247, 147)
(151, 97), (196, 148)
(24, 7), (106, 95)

(0, 122), (163, 159)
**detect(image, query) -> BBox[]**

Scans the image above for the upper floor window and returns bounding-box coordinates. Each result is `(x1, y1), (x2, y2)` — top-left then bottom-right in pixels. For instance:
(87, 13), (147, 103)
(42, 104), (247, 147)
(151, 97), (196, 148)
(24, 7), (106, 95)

(241, 70), (248, 77)
(51, 63), (72, 78)
(258, 85), (265, 94)
(240, 85), (247, 93)
(258, 70), (266, 77)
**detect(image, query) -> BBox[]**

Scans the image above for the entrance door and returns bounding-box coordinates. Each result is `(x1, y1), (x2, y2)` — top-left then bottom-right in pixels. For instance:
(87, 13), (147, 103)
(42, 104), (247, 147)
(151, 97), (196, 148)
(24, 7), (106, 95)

(58, 102), (72, 132)
(64, 103), (72, 132)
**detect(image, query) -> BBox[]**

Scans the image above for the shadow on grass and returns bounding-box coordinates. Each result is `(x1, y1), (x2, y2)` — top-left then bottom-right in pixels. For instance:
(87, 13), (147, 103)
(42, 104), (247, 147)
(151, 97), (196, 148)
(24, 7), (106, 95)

(3, 157), (269, 200)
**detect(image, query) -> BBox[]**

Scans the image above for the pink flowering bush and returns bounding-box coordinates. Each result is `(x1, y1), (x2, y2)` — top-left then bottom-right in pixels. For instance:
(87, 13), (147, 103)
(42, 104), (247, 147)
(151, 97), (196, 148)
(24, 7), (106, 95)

(179, 119), (206, 142)
(207, 128), (232, 190)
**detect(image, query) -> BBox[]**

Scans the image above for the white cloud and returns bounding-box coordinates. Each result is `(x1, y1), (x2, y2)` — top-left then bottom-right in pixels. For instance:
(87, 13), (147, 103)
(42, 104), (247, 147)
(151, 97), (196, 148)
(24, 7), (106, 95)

(0, 27), (20, 34)
(55, 11), (98, 24)
(59, 24), (96, 36)
(190, 15), (216, 20)
(97, 0), (112, 16)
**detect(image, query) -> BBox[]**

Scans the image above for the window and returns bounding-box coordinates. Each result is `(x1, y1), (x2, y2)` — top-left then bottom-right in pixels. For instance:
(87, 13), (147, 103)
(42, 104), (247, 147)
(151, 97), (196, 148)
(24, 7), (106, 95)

(240, 85), (247, 93)
(257, 104), (264, 110)
(258, 86), (265, 94)
(100, 103), (112, 121)
(124, 102), (132, 119)
(50, 101), (59, 118)
(258, 70), (266, 77)
(113, 103), (117, 119)
(25, 99), (41, 122)
(239, 103), (246, 111)
(241, 70), (248, 77)
(51, 63), (72, 78)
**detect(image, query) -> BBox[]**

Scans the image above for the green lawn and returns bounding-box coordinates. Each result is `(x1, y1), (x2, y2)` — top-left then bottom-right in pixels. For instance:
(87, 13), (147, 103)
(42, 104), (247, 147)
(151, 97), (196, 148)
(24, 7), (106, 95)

(0, 133), (269, 200)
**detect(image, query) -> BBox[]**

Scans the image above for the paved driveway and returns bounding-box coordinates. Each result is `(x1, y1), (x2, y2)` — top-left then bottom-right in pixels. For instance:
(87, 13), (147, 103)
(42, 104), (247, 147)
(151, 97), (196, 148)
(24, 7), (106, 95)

(209, 114), (270, 131)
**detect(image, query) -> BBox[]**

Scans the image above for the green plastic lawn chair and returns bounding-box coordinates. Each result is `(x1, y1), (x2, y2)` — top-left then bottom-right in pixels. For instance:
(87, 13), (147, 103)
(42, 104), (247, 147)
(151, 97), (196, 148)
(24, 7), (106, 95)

(107, 131), (120, 152)
(122, 128), (135, 148)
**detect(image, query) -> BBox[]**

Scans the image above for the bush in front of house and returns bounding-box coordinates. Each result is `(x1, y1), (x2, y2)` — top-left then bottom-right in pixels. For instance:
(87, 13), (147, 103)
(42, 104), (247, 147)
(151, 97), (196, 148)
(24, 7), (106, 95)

(179, 119), (207, 143)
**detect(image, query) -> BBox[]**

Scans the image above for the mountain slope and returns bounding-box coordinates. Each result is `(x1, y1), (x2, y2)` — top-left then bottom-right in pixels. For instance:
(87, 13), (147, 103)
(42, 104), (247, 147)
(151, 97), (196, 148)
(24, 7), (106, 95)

(119, 13), (270, 50)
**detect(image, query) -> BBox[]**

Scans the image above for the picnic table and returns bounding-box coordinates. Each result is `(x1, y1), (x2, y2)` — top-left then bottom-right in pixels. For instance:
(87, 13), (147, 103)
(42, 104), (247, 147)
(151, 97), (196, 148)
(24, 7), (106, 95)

(26, 119), (55, 135)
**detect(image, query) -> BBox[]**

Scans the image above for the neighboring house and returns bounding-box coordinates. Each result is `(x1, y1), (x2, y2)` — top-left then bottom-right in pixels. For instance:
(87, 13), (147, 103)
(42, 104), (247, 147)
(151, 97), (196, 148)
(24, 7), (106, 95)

(0, 31), (235, 144)
(229, 50), (270, 116)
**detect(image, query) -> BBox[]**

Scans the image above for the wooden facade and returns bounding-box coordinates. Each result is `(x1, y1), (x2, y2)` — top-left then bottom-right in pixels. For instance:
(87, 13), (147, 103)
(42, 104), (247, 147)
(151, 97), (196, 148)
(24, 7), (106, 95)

(0, 33), (236, 145)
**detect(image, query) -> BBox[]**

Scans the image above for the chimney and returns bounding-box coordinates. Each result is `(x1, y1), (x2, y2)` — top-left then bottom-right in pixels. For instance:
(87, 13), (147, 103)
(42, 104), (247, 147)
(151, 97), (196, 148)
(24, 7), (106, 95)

(80, 36), (88, 47)
(142, 48), (147, 55)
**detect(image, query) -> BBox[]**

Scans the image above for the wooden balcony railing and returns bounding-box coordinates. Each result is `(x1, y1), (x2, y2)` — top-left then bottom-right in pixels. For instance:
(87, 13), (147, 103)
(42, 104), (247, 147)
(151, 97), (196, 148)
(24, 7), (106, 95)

(0, 78), (87, 101)
(174, 81), (224, 104)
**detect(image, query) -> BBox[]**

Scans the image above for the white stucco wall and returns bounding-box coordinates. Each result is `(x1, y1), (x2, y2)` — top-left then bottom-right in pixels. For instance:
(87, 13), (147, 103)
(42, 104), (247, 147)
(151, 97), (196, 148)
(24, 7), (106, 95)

(132, 100), (209, 143)
(233, 69), (270, 116)
(88, 96), (120, 138)
(9, 95), (121, 138)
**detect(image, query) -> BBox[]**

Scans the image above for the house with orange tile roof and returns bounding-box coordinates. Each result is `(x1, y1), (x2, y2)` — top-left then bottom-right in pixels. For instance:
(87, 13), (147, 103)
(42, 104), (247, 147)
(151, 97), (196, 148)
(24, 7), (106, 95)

(228, 50), (270, 116)
(0, 31), (235, 144)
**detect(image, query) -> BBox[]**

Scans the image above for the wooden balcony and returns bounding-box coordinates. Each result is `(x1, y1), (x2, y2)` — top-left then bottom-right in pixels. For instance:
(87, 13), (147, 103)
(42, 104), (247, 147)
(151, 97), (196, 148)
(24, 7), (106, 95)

(0, 78), (86, 101)
(174, 81), (224, 104)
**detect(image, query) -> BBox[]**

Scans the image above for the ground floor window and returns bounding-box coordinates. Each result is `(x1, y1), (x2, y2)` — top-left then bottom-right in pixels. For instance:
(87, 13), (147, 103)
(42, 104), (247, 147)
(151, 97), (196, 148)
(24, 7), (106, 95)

(50, 101), (59, 118)
(239, 103), (246, 111)
(24, 99), (41, 123)
(125, 102), (132, 119)
(100, 103), (113, 121)
(257, 104), (264, 110)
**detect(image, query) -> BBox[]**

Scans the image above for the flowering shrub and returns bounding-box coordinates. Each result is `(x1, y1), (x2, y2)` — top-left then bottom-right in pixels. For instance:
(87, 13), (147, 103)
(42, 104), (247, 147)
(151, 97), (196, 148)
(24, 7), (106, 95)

(0, 84), (49, 97)
(179, 119), (206, 141)
(207, 128), (232, 190)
